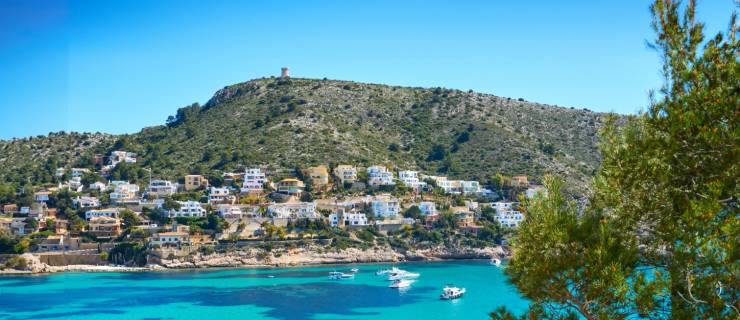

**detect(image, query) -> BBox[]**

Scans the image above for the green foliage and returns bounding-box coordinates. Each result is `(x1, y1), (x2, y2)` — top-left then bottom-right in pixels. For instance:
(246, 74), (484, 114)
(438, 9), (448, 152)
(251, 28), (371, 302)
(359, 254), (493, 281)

(0, 76), (604, 188)
(402, 206), (422, 220)
(494, 2), (739, 318)
(0, 232), (28, 254)
(107, 242), (148, 266)
(119, 209), (142, 231)
(2, 256), (28, 270)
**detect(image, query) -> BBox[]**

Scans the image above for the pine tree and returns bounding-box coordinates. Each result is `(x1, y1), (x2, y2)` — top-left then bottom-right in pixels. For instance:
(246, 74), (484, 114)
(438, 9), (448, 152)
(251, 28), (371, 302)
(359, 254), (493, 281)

(492, 1), (739, 319)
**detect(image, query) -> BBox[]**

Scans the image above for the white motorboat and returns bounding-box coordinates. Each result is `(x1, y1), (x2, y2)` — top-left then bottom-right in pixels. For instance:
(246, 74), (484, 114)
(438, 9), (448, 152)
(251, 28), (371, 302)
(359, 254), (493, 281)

(490, 258), (501, 266)
(376, 267), (402, 275)
(440, 286), (466, 299)
(387, 271), (420, 281)
(328, 271), (355, 280)
(350, 268), (359, 273)
(389, 279), (414, 288)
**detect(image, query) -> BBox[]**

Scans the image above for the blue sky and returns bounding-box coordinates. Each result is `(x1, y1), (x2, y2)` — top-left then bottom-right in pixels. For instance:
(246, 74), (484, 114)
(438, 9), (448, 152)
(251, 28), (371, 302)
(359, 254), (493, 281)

(0, 1), (735, 139)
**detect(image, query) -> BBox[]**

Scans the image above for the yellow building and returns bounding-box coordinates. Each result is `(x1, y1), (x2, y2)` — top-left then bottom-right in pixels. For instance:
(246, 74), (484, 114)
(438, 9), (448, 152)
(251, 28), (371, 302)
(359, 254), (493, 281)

(276, 178), (305, 195)
(88, 216), (122, 238)
(184, 175), (209, 191)
(303, 166), (330, 190)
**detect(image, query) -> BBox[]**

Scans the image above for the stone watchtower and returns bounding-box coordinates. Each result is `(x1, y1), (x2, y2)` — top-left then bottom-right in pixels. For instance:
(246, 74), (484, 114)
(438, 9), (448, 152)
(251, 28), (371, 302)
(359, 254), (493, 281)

(281, 67), (289, 78)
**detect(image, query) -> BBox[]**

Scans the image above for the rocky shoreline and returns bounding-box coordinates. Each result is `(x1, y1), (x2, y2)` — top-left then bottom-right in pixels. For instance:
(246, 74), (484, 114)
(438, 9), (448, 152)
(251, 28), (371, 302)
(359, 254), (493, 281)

(1, 246), (508, 275)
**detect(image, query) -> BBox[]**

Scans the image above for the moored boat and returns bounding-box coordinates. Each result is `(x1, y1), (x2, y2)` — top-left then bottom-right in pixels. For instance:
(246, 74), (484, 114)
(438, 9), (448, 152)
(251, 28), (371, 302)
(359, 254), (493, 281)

(440, 286), (466, 299)
(387, 271), (420, 281)
(389, 279), (414, 288)
(328, 271), (355, 280)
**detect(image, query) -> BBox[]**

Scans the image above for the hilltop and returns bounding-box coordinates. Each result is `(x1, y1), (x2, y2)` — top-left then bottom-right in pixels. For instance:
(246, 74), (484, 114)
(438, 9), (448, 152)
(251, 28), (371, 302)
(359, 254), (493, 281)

(0, 77), (608, 187)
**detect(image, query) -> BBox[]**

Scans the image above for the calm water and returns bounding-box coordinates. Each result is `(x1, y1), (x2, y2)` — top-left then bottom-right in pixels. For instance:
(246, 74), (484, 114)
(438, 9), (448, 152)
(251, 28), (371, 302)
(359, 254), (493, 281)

(0, 260), (528, 320)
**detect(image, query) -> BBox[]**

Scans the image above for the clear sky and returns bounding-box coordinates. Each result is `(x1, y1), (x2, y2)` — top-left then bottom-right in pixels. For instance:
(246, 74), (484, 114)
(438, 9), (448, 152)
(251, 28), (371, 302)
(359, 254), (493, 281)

(0, 0), (735, 139)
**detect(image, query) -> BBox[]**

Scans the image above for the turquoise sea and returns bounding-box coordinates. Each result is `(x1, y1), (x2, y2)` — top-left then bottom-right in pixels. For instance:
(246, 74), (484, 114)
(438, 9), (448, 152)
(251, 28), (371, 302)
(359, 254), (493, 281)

(0, 260), (528, 320)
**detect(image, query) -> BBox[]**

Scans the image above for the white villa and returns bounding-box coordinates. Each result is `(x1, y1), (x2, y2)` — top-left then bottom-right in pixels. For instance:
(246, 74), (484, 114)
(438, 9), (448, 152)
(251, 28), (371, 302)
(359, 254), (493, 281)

(150, 231), (191, 247)
(71, 168), (90, 178)
(369, 195), (400, 218)
(146, 180), (178, 197)
(215, 204), (259, 219)
(109, 151), (137, 167)
(208, 187), (232, 205)
(418, 201), (437, 216)
(422, 175), (481, 195)
(329, 210), (369, 227)
(168, 201), (206, 218)
(491, 202), (523, 228)
(367, 165), (395, 186)
(73, 196), (100, 209)
(495, 210), (524, 228)
(460, 180), (481, 194)
(397, 170), (426, 191)
(67, 177), (84, 192)
(88, 181), (107, 191)
(85, 208), (122, 220)
(267, 201), (319, 220)
(110, 182), (140, 204)
(241, 168), (267, 194)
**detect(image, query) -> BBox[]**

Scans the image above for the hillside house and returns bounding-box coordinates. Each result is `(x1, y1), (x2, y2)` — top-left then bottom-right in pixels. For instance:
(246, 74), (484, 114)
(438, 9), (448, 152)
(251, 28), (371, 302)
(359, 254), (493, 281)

(215, 204), (258, 219)
(303, 166), (330, 190)
(110, 182), (140, 204)
(33, 191), (51, 202)
(398, 170), (426, 191)
(222, 172), (244, 184)
(375, 217), (414, 233)
(87, 216), (122, 238)
(267, 201), (318, 220)
(208, 187), (233, 205)
(418, 201), (437, 216)
(241, 168), (267, 194)
(67, 177), (84, 192)
(329, 208), (369, 228)
(184, 175), (209, 191)
(36, 235), (81, 252)
(511, 175), (529, 187)
(71, 168), (90, 178)
(2, 204), (18, 214)
(146, 180), (178, 197)
(109, 151), (137, 167)
(367, 165), (395, 186)
(333, 165), (357, 185)
(369, 195), (400, 218)
(460, 180), (481, 194)
(276, 178), (305, 195)
(73, 196), (100, 209)
(88, 181), (107, 191)
(150, 231), (191, 248)
(85, 208), (122, 220)
(168, 201), (206, 218)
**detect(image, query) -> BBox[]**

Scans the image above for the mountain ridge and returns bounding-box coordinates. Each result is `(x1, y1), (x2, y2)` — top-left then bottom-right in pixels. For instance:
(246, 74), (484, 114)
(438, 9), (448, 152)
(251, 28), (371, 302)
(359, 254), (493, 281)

(0, 77), (610, 188)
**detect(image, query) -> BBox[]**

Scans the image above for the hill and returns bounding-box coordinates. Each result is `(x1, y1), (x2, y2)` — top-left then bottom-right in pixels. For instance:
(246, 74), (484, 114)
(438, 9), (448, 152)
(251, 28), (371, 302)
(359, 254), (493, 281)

(0, 77), (608, 187)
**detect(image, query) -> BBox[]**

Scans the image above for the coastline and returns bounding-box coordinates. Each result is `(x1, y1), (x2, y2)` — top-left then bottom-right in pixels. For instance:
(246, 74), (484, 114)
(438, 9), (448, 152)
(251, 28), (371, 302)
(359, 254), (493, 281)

(1, 245), (508, 275)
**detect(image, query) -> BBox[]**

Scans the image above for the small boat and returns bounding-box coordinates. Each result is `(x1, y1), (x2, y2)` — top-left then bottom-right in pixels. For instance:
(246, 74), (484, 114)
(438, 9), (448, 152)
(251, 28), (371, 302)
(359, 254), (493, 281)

(490, 258), (501, 266)
(376, 267), (401, 275)
(267, 275), (276, 278)
(350, 268), (359, 273)
(328, 271), (355, 280)
(440, 286), (466, 300)
(388, 271), (420, 281)
(389, 279), (414, 288)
